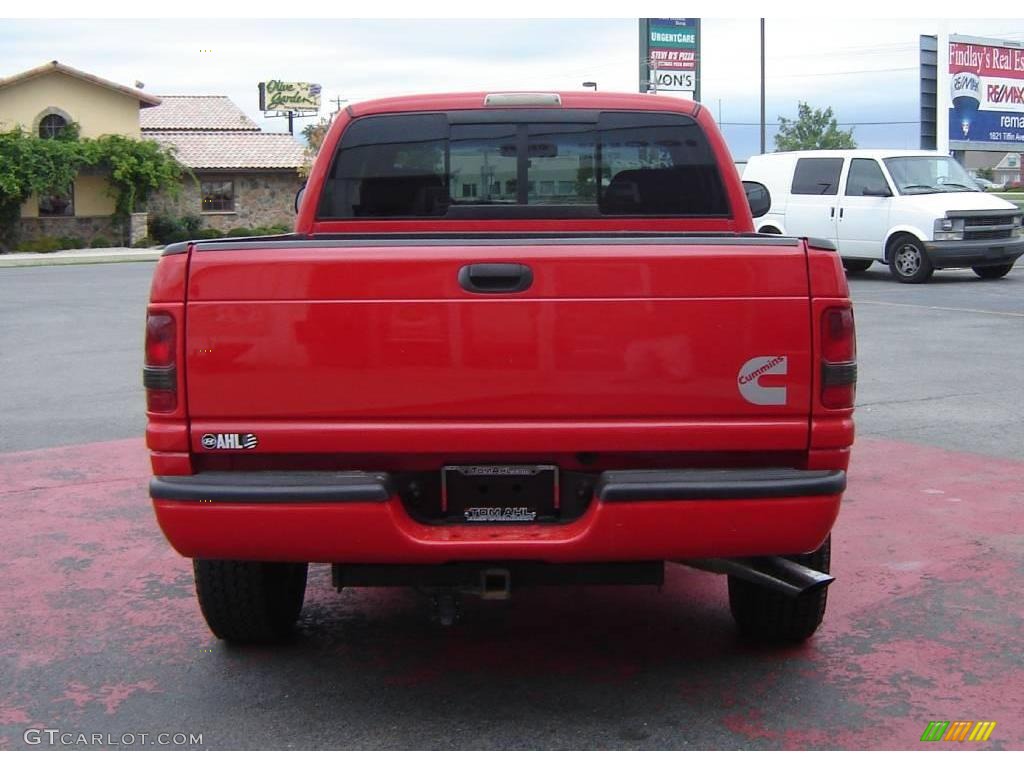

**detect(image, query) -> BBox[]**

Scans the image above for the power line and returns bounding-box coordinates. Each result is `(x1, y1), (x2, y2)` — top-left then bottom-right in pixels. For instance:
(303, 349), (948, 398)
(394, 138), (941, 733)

(773, 66), (918, 79)
(719, 121), (918, 126)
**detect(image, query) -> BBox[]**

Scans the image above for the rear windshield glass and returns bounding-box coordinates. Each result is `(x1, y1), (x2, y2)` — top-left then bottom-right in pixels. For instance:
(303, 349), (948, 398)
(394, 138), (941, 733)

(317, 111), (730, 219)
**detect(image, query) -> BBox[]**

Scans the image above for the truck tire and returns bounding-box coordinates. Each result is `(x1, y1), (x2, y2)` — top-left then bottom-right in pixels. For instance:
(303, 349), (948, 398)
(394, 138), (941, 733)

(887, 235), (934, 283)
(842, 259), (872, 273)
(728, 536), (830, 643)
(193, 559), (308, 643)
(972, 264), (1014, 279)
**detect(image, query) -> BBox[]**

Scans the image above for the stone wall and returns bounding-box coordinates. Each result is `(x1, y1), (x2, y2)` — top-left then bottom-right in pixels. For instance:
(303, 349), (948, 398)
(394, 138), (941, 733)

(17, 215), (122, 245)
(129, 212), (149, 245)
(149, 171), (300, 232)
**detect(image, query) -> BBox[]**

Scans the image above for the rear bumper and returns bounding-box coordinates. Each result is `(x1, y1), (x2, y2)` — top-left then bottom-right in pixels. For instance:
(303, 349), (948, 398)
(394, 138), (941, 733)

(923, 237), (1024, 268)
(151, 468), (845, 563)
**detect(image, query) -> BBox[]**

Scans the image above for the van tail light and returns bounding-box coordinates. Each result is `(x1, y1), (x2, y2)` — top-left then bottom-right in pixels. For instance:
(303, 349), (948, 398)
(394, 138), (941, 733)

(820, 306), (857, 409)
(144, 311), (177, 412)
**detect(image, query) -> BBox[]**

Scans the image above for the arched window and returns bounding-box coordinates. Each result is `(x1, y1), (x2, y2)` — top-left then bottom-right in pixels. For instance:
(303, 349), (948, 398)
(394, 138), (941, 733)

(39, 113), (68, 139)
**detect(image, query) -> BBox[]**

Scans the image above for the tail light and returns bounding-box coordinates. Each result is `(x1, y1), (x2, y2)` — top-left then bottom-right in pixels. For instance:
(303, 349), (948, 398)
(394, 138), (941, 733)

(820, 306), (856, 409)
(144, 311), (177, 412)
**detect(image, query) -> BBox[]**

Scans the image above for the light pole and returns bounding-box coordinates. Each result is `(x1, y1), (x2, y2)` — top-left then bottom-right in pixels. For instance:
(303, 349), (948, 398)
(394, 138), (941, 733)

(760, 18), (766, 154)
(582, 81), (597, 91)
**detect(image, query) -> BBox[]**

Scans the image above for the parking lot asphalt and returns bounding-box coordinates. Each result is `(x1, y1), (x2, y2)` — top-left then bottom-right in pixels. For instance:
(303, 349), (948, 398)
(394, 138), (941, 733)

(1, 261), (1021, 749)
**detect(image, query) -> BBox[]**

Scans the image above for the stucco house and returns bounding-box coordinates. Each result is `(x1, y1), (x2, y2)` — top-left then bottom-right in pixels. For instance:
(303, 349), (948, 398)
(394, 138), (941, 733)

(963, 150), (1023, 186)
(143, 96), (305, 231)
(0, 60), (161, 243)
(0, 61), (306, 247)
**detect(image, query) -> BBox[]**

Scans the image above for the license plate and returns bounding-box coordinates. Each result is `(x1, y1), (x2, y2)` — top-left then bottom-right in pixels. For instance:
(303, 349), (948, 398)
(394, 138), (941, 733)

(442, 465), (558, 522)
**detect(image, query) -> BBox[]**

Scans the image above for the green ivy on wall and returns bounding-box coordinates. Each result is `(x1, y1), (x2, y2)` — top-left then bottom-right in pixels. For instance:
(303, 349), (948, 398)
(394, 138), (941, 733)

(0, 123), (185, 247)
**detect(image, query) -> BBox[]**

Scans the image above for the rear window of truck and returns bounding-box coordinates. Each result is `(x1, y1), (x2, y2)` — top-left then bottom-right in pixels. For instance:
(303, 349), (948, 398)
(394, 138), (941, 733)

(317, 110), (730, 219)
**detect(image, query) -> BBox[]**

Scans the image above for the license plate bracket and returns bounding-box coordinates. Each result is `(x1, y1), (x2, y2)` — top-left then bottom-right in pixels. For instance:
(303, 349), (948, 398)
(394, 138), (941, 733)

(442, 465), (558, 523)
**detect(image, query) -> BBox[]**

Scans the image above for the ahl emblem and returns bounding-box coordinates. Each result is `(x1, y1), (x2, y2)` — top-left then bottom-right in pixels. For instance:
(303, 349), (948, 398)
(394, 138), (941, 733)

(201, 433), (258, 450)
(737, 355), (788, 405)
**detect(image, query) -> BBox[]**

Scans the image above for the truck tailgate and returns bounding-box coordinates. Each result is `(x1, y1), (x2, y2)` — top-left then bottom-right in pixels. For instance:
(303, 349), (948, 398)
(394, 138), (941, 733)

(185, 236), (812, 452)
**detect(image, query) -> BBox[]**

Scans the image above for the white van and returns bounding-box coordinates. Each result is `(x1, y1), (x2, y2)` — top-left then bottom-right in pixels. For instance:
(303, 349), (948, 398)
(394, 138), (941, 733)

(742, 150), (1023, 283)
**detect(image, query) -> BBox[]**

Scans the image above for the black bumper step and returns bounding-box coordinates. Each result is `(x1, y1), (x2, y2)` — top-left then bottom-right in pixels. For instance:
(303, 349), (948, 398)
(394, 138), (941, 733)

(596, 468), (846, 502)
(150, 471), (391, 503)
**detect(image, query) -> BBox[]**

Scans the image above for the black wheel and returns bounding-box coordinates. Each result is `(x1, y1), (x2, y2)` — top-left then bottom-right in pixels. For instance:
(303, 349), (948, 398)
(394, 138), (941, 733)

(759, 226), (782, 235)
(887, 235), (933, 283)
(972, 264), (1014, 279)
(193, 559), (308, 643)
(842, 259), (873, 273)
(728, 536), (831, 643)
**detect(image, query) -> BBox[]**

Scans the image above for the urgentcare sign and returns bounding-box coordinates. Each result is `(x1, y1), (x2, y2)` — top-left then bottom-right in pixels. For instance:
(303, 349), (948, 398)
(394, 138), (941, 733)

(639, 18), (701, 99)
(259, 80), (322, 113)
(948, 35), (1024, 149)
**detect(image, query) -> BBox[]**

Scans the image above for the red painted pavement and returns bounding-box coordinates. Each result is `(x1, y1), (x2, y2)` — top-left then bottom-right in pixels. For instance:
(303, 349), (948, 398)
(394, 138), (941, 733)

(0, 437), (1020, 749)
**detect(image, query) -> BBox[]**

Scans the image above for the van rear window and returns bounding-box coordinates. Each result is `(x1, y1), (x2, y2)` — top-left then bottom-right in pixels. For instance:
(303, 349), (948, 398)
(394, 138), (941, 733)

(317, 111), (730, 219)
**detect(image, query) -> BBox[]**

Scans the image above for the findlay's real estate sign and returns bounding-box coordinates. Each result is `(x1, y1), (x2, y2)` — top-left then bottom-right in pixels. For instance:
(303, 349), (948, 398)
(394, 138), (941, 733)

(949, 36), (1024, 148)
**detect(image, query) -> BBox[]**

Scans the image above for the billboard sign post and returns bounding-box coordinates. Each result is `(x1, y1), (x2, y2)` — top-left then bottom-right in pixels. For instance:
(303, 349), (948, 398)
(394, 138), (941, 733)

(639, 18), (701, 101)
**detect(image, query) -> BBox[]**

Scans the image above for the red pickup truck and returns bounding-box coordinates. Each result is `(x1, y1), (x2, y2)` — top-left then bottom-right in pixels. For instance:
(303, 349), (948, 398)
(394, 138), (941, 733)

(145, 91), (855, 644)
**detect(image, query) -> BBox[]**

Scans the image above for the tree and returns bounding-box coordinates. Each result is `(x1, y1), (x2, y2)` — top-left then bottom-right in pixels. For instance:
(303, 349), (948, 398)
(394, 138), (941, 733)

(299, 117), (333, 178)
(774, 103), (856, 151)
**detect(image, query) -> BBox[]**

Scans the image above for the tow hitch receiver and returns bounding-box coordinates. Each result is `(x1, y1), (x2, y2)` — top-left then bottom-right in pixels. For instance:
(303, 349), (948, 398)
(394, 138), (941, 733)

(480, 568), (511, 600)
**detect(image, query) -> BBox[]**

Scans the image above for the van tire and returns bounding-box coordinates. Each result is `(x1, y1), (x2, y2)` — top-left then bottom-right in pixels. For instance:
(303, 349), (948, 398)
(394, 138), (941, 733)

(972, 264), (1014, 279)
(728, 536), (831, 643)
(887, 235), (934, 283)
(842, 259), (872, 273)
(193, 559), (308, 644)
(759, 226), (782, 235)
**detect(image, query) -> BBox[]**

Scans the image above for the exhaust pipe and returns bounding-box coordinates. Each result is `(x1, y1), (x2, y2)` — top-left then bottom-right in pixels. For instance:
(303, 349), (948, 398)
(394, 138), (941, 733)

(685, 556), (834, 598)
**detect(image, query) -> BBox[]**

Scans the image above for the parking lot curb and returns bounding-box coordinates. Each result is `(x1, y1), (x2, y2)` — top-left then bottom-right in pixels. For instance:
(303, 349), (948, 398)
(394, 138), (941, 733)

(0, 252), (161, 267)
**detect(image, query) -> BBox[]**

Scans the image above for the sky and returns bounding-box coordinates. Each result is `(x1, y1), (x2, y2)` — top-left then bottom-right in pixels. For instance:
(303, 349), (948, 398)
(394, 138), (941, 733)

(2, 17), (1023, 160)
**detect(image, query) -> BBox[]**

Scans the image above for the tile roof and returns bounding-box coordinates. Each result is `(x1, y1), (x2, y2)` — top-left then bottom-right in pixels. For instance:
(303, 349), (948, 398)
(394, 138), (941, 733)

(140, 95), (261, 131)
(147, 131), (305, 170)
(0, 60), (161, 107)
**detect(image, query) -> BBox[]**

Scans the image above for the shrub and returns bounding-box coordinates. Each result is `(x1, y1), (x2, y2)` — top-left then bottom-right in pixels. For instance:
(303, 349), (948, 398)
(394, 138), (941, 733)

(180, 214), (202, 237)
(149, 214), (179, 244)
(35, 236), (64, 253)
(133, 236), (157, 248)
(58, 236), (86, 250)
(14, 236), (63, 252)
(195, 228), (224, 240)
(270, 222), (291, 233)
(227, 227), (254, 237)
(90, 235), (111, 248)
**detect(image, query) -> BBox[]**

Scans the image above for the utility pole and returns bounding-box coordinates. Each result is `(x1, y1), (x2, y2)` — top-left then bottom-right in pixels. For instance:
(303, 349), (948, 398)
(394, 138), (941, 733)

(760, 18), (766, 154)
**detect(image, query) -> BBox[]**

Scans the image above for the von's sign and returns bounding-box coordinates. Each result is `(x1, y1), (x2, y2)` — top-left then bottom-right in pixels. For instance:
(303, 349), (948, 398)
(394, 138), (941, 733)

(639, 18), (701, 100)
